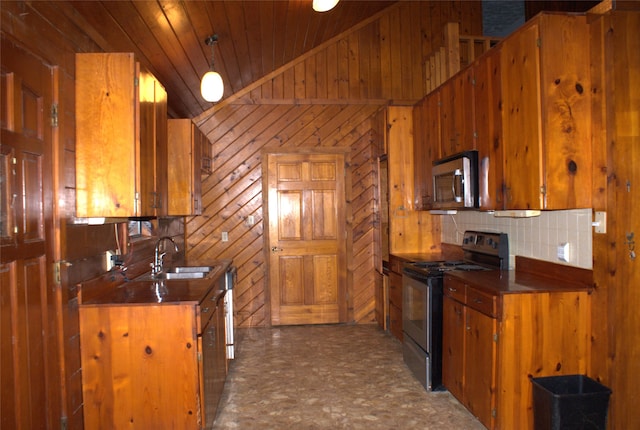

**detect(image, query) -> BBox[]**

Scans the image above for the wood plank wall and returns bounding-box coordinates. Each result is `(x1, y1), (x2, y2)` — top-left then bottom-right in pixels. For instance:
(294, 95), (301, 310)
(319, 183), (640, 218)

(189, 1), (482, 327)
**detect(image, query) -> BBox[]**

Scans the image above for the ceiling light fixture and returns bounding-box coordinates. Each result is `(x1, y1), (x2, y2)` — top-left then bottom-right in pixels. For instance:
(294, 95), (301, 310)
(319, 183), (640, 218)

(201, 34), (224, 102)
(312, 0), (339, 12)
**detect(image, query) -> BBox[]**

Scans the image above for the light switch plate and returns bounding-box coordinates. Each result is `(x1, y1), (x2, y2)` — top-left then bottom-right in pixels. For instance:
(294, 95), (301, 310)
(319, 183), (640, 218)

(221, 231), (229, 242)
(594, 211), (606, 234)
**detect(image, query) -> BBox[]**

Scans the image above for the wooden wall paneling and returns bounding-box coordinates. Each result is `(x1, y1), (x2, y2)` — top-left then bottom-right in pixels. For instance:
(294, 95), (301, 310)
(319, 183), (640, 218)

(358, 23), (372, 99)
(325, 43), (339, 99)
(315, 50), (328, 99)
(347, 32), (360, 99)
(587, 6), (615, 414)
(304, 54), (317, 98)
(609, 11), (640, 430)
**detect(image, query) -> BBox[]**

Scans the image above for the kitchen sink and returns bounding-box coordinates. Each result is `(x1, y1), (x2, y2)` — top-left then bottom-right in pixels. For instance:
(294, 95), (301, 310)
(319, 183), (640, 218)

(167, 266), (215, 274)
(137, 265), (222, 281)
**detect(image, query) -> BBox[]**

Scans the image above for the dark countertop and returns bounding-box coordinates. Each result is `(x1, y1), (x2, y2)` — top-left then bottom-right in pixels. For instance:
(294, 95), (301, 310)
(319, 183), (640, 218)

(80, 259), (232, 306)
(445, 266), (592, 295)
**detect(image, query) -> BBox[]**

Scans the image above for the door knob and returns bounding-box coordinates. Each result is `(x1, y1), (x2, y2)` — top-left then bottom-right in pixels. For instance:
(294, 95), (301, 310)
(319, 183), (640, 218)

(271, 246), (283, 252)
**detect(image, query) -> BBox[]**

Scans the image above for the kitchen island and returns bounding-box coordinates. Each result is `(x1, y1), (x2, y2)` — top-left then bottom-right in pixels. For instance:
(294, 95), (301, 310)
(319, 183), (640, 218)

(78, 259), (232, 430)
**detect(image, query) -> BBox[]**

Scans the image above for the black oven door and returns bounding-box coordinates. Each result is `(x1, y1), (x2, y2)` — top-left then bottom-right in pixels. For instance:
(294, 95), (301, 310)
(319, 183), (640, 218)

(402, 272), (433, 351)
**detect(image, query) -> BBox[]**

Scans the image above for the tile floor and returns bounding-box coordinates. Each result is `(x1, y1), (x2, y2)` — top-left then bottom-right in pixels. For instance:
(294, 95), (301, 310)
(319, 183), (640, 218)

(213, 324), (486, 429)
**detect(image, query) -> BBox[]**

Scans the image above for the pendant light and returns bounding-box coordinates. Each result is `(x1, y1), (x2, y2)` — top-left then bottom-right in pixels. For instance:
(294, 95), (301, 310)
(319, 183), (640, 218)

(312, 0), (339, 12)
(201, 34), (224, 102)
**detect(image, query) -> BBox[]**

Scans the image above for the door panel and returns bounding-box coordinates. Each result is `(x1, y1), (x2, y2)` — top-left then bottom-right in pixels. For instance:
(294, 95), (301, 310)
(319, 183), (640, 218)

(1, 37), (57, 430)
(267, 152), (346, 326)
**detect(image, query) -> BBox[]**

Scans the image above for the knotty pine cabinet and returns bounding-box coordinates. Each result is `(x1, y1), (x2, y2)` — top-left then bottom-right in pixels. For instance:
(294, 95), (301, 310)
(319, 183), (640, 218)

(414, 13), (592, 212)
(500, 13), (592, 210)
(472, 46), (503, 210)
(442, 279), (497, 428)
(75, 53), (168, 217)
(442, 272), (591, 429)
(439, 67), (476, 158)
(167, 119), (206, 215)
(413, 90), (440, 210)
(79, 286), (227, 429)
(387, 256), (404, 341)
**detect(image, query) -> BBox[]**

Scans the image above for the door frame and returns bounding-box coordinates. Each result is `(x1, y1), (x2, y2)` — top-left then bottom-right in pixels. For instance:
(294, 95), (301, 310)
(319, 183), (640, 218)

(261, 146), (352, 325)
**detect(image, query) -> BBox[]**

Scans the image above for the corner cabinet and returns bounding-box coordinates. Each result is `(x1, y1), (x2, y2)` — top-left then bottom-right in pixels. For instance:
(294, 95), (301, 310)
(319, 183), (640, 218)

(167, 119), (206, 215)
(79, 287), (227, 429)
(75, 53), (167, 217)
(501, 13), (592, 210)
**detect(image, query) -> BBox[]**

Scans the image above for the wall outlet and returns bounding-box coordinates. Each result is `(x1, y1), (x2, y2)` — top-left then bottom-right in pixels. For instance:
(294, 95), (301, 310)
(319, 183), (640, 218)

(247, 215), (255, 226)
(221, 231), (229, 242)
(105, 250), (117, 271)
(557, 243), (570, 262)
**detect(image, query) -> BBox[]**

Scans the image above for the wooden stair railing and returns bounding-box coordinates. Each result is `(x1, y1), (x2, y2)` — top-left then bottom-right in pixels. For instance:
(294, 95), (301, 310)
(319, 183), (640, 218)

(425, 22), (502, 93)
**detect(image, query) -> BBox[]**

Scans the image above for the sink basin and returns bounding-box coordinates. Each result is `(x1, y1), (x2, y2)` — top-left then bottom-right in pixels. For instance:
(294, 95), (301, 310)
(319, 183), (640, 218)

(154, 271), (208, 280)
(137, 265), (222, 281)
(166, 266), (215, 274)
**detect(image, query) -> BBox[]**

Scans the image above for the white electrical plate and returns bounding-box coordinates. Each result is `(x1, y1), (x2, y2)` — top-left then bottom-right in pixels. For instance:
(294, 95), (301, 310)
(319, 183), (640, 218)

(221, 232), (229, 242)
(557, 243), (570, 262)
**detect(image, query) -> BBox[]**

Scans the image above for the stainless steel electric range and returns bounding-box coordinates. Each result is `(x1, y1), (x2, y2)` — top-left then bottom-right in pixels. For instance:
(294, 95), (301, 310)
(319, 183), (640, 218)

(401, 230), (508, 391)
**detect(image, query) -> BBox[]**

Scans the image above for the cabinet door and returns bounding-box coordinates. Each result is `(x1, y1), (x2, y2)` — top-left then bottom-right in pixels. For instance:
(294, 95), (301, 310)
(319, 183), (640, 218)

(538, 14), (592, 209)
(473, 47), (503, 210)
(388, 270), (403, 341)
(464, 306), (497, 429)
(501, 21), (543, 210)
(139, 68), (160, 216)
(440, 68), (475, 158)
(442, 296), (465, 402)
(139, 70), (168, 216)
(413, 91), (440, 210)
(167, 119), (203, 216)
(154, 79), (168, 215)
(200, 312), (218, 429)
(76, 53), (138, 217)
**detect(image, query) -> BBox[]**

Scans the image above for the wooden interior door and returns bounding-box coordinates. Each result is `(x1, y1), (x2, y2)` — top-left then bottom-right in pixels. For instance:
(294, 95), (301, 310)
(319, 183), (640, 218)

(0, 38), (58, 429)
(266, 152), (346, 325)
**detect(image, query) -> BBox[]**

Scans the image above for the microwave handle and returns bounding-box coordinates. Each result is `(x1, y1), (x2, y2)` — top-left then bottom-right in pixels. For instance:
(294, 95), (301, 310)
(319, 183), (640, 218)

(453, 169), (463, 202)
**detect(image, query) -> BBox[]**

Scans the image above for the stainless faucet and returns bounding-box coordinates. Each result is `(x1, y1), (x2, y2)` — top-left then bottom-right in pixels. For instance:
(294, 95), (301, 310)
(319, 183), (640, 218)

(152, 236), (179, 276)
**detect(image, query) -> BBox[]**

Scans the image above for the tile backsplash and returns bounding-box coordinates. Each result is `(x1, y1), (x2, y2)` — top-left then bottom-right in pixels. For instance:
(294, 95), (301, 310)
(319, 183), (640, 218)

(440, 209), (593, 269)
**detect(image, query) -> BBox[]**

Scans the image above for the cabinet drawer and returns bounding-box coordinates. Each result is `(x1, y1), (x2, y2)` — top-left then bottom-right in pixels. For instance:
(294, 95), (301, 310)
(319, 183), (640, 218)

(466, 287), (499, 318)
(444, 275), (467, 303)
(388, 272), (403, 308)
(389, 258), (403, 274)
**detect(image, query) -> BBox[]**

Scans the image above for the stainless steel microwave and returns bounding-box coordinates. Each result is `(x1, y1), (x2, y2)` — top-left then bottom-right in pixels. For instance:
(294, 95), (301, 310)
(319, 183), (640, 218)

(432, 150), (479, 209)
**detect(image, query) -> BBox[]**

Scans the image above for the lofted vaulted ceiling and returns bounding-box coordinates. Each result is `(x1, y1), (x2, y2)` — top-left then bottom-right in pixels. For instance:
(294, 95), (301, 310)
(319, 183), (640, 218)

(60, 0), (397, 119)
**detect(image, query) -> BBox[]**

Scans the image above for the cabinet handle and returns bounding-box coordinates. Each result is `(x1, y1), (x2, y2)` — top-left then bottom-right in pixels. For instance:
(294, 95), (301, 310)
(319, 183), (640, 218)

(202, 307), (210, 313)
(473, 298), (484, 304)
(448, 287), (458, 292)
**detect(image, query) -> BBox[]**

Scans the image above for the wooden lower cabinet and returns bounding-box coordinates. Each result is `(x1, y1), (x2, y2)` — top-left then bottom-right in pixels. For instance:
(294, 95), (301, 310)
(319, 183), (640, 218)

(443, 274), (590, 429)
(443, 293), (497, 429)
(79, 290), (227, 429)
(387, 256), (404, 341)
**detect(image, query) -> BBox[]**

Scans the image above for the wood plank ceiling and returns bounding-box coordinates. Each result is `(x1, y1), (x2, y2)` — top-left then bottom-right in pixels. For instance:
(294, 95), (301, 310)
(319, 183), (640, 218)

(60, 0), (397, 119)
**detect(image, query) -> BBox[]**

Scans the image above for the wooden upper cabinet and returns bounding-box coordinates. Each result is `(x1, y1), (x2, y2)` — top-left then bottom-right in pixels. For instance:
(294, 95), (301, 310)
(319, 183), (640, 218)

(167, 119), (204, 216)
(75, 53), (167, 218)
(501, 13), (592, 210)
(473, 47), (503, 210)
(413, 89), (441, 211)
(439, 67), (475, 158)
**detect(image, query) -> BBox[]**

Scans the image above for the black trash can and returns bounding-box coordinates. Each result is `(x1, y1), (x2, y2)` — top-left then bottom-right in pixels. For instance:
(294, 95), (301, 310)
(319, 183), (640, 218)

(531, 374), (612, 430)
